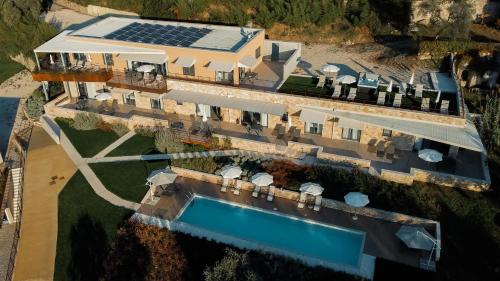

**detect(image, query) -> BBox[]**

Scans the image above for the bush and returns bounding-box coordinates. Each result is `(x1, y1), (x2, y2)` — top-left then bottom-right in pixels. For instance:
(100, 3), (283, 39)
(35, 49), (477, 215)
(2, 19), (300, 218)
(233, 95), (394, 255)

(71, 112), (102, 131)
(170, 157), (219, 174)
(209, 136), (220, 150)
(223, 136), (232, 149)
(111, 122), (129, 137)
(96, 121), (113, 132)
(134, 125), (157, 137)
(204, 249), (260, 281)
(25, 90), (46, 119)
(154, 128), (184, 153)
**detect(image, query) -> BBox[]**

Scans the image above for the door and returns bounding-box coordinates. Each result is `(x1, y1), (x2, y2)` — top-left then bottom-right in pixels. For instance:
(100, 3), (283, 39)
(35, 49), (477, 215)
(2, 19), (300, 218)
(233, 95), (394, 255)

(76, 82), (88, 98)
(271, 43), (280, 61)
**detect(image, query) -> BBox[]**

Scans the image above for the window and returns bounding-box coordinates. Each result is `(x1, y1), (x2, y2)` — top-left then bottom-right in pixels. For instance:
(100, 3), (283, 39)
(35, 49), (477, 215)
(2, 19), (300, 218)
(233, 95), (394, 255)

(104, 53), (114, 66)
(382, 129), (392, 137)
(255, 46), (261, 58)
(305, 122), (323, 135)
(216, 71), (233, 83)
(177, 101), (183, 105)
(341, 128), (361, 141)
(183, 65), (195, 76)
(123, 93), (136, 106)
(150, 98), (162, 109)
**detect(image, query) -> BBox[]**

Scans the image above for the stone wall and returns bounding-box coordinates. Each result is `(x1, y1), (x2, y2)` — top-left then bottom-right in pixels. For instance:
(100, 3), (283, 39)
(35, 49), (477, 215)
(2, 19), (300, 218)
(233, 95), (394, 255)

(411, 168), (490, 191)
(215, 134), (287, 155)
(317, 149), (371, 168)
(380, 169), (414, 185)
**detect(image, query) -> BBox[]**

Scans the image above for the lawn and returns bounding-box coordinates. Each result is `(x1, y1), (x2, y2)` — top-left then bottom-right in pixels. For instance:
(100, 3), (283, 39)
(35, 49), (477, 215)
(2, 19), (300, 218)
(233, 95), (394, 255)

(55, 118), (119, 158)
(0, 56), (24, 84)
(90, 160), (170, 203)
(54, 171), (133, 281)
(278, 75), (333, 99)
(106, 134), (159, 156)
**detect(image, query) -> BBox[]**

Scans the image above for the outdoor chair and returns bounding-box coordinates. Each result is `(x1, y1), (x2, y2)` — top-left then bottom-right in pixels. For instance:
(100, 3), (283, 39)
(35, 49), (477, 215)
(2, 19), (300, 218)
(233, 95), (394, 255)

(332, 85), (342, 98)
(415, 84), (424, 99)
(252, 185), (261, 198)
(386, 143), (395, 160)
(393, 93), (403, 108)
(421, 98), (430, 112)
(347, 88), (357, 101)
(233, 180), (242, 195)
(376, 141), (386, 158)
(220, 177), (228, 192)
(316, 75), (326, 88)
(440, 100), (449, 114)
(297, 193), (307, 208)
(377, 91), (386, 105)
(267, 186), (275, 202)
(313, 195), (322, 211)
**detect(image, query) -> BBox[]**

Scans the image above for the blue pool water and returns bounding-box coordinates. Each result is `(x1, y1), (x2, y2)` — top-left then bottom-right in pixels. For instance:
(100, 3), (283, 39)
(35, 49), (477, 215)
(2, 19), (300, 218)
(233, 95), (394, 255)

(0, 97), (19, 158)
(177, 196), (365, 267)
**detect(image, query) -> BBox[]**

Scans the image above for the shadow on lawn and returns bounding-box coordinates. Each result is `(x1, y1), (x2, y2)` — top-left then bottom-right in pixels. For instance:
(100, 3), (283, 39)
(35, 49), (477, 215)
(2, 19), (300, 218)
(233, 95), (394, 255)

(68, 214), (108, 281)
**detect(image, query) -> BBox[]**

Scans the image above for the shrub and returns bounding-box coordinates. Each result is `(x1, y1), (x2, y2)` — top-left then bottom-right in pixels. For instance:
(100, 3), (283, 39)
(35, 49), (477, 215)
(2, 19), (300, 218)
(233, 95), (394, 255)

(223, 136), (232, 149)
(24, 90), (46, 119)
(170, 157), (219, 174)
(154, 128), (184, 153)
(204, 249), (260, 281)
(210, 136), (220, 150)
(134, 125), (157, 137)
(111, 122), (129, 137)
(96, 120), (113, 132)
(264, 160), (312, 190)
(71, 112), (102, 131)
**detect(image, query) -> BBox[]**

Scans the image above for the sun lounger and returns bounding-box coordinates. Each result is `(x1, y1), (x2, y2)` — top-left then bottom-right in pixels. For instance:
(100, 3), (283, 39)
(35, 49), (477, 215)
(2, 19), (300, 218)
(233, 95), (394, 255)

(233, 180), (241, 195)
(393, 93), (403, 108)
(313, 195), (322, 211)
(267, 186), (275, 202)
(377, 91), (386, 105)
(220, 177), (228, 192)
(332, 85), (342, 98)
(297, 193), (307, 208)
(252, 185), (261, 198)
(347, 88), (357, 101)
(386, 143), (395, 160)
(440, 100), (449, 114)
(316, 75), (326, 88)
(421, 97), (430, 111)
(415, 84), (423, 99)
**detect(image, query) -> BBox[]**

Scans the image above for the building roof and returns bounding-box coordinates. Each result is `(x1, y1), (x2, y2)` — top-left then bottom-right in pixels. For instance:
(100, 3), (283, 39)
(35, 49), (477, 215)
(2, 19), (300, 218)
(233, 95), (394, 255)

(69, 17), (262, 52)
(299, 105), (484, 152)
(167, 90), (287, 116)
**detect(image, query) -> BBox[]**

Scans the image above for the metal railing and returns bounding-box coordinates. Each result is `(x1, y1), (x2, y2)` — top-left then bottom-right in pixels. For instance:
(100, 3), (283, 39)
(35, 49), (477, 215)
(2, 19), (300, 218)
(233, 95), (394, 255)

(107, 71), (168, 94)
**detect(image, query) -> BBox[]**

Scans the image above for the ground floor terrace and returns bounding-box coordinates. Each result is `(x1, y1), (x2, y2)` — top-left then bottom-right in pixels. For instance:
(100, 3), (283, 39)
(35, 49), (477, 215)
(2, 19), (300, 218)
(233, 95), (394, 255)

(136, 176), (438, 275)
(48, 95), (489, 191)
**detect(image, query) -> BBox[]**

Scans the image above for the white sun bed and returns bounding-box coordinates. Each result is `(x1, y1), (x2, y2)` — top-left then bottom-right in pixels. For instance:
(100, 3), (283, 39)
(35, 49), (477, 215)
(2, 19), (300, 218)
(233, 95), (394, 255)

(393, 93), (403, 108)
(440, 100), (449, 114)
(377, 91), (386, 105)
(267, 185), (275, 202)
(313, 195), (322, 211)
(347, 88), (357, 101)
(233, 180), (241, 195)
(220, 177), (228, 192)
(332, 85), (342, 98)
(252, 185), (261, 198)
(316, 74), (326, 88)
(297, 192), (307, 208)
(421, 97), (430, 112)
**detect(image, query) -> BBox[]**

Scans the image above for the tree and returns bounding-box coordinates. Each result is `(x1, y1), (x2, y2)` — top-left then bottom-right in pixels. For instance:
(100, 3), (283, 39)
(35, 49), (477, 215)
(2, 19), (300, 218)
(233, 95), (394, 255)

(479, 96), (500, 153)
(445, 0), (474, 40)
(204, 249), (260, 281)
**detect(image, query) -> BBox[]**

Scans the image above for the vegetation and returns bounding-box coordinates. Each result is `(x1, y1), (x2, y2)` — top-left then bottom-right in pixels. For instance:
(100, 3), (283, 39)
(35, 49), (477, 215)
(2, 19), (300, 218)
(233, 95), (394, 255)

(155, 128), (184, 153)
(107, 134), (159, 156)
(278, 75), (332, 98)
(71, 112), (102, 131)
(111, 122), (129, 137)
(54, 171), (132, 281)
(0, 55), (23, 83)
(55, 117), (119, 157)
(204, 249), (259, 281)
(90, 160), (169, 203)
(24, 89), (46, 119)
(478, 96), (500, 154)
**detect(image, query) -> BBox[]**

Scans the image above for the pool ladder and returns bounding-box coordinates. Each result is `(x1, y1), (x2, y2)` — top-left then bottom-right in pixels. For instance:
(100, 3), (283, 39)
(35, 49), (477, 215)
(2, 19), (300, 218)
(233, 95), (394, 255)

(185, 192), (194, 200)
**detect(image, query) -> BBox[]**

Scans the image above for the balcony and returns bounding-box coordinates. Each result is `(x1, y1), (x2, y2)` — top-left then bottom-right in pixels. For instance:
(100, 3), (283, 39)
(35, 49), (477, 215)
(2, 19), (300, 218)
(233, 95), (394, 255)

(32, 65), (113, 82)
(106, 71), (168, 94)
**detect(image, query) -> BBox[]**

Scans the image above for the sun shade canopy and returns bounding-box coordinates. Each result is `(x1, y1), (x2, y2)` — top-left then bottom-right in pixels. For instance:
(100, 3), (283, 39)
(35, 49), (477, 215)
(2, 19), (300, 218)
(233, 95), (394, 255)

(174, 56), (196, 67)
(118, 53), (167, 64)
(238, 55), (258, 68)
(299, 109), (328, 124)
(208, 60), (234, 72)
(167, 90), (287, 116)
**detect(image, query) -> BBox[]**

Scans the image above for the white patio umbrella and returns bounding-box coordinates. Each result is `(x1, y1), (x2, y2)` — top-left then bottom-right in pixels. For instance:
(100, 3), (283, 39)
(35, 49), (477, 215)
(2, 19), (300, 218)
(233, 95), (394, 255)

(396, 225), (436, 251)
(344, 192), (370, 207)
(136, 64), (156, 73)
(251, 172), (273, 187)
(95, 92), (112, 101)
(299, 182), (324, 196)
(146, 168), (177, 187)
(409, 72), (415, 85)
(418, 149), (443, 163)
(387, 80), (393, 92)
(220, 165), (243, 179)
(337, 75), (357, 85)
(321, 64), (340, 73)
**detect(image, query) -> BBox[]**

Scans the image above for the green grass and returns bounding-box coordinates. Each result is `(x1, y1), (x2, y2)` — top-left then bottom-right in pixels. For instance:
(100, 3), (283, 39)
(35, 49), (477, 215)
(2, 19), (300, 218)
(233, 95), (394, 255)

(0, 56), (23, 83)
(106, 134), (159, 156)
(278, 75), (332, 98)
(54, 171), (132, 281)
(55, 118), (119, 158)
(90, 160), (170, 203)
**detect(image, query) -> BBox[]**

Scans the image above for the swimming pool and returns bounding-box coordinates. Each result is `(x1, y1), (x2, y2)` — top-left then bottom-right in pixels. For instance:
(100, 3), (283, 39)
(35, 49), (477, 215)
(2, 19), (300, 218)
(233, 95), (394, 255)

(176, 196), (366, 268)
(0, 97), (19, 158)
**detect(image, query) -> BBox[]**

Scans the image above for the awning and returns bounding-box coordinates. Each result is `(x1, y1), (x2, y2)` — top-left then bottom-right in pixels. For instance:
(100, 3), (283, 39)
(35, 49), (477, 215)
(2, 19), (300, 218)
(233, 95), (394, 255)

(299, 109), (327, 124)
(337, 118), (364, 130)
(207, 60), (234, 72)
(167, 90), (287, 116)
(118, 53), (167, 64)
(174, 56), (196, 67)
(238, 55), (258, 69)
(141, 92), (164, 98)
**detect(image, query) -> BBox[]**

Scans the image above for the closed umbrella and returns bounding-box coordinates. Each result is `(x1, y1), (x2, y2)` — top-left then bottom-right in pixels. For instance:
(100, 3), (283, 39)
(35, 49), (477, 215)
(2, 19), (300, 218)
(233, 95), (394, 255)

(251, 172), (273, 187)
(396, 225), (436, 251)
(418, 149), (443, 163)
(299, 182), (324, 196)
(435, 90), (441, 103)
(337, 75), (357, 85)
(220, 165), (243, 179)
(387, 80), (393, 92)
(49, 54), (55, 65)
(409, 72), (415, 85)
(321, 64), (340, 73)
(136, 64), (156, 73)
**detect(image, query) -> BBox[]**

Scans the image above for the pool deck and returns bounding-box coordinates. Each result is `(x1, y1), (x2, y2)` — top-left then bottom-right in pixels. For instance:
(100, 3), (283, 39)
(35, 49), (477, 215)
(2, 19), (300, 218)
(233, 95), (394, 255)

(137, 177), (434, 270)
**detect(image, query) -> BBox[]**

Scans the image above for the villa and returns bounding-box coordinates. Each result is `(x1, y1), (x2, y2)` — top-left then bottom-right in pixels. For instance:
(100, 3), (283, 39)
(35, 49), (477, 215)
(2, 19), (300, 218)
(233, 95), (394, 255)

(32, 16), (490, 191)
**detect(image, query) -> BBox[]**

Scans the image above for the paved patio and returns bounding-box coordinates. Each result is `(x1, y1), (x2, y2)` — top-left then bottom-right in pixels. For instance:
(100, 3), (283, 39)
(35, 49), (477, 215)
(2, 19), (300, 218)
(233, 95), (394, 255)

(137, 177), (435, 269)
(239, 60), (284, 91)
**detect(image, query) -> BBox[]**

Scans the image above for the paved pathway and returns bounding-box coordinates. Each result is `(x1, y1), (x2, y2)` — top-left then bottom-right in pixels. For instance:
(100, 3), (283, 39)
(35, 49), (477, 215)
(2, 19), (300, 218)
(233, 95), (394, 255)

(13, 127), (77, 281)
(93, 130), (136, 159)
(0, 224), (15, 281)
